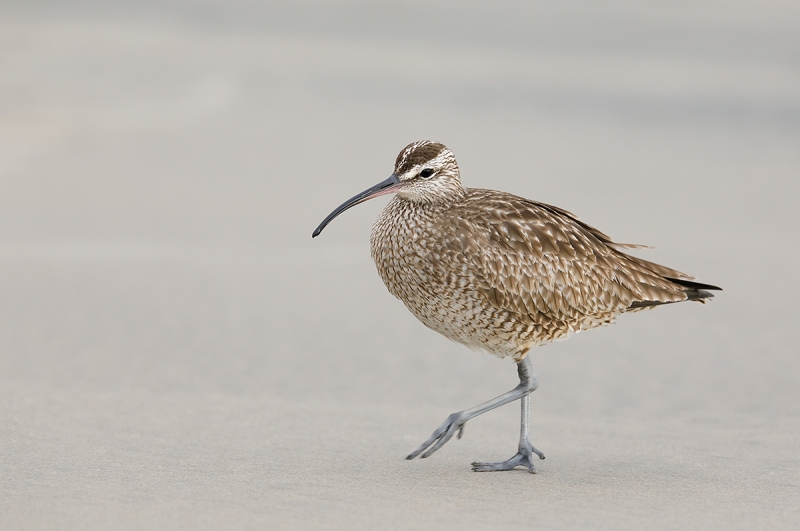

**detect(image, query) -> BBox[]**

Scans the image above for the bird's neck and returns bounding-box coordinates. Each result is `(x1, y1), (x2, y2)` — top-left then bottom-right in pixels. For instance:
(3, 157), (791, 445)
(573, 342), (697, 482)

(396, 181), (466, 207)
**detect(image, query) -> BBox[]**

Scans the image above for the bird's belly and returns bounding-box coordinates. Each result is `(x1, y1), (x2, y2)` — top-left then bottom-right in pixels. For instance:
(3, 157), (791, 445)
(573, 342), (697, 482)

(371, 236), (538, 358)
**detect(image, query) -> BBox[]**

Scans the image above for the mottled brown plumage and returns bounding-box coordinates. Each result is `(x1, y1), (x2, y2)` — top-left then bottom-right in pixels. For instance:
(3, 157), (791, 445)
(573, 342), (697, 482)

(371, 142), (716, 361)
(313, 140), (720, 472)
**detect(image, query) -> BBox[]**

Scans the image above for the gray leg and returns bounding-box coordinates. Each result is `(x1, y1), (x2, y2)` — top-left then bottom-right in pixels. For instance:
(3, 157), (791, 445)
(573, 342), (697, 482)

(406, 357), (543, 465)
(471, 391), (545, 473)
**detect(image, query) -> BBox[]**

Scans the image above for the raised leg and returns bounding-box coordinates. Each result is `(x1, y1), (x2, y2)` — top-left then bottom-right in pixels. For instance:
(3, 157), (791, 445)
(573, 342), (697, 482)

(406, 357), (543, 465)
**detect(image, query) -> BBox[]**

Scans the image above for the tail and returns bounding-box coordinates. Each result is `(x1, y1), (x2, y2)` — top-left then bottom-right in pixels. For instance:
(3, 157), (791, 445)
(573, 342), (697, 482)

(667, 277), (721, 301)
(629, 277), (722, 309)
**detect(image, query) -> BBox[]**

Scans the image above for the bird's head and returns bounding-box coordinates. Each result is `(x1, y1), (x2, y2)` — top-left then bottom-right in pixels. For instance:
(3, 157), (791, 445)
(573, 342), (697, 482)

(391, 140), (463, 204)
(312, 140), (464, 238)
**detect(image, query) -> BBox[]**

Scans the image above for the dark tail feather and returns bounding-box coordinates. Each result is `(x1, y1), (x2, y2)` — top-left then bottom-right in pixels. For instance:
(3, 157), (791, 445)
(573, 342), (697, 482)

(629, 278), (722, 309)
(665, 278), (722, 292)
(667, 277), (721, 302)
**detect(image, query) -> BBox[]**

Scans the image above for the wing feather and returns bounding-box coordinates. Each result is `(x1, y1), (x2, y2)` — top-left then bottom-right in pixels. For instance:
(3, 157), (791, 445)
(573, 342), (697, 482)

(447, 189), (693, 324)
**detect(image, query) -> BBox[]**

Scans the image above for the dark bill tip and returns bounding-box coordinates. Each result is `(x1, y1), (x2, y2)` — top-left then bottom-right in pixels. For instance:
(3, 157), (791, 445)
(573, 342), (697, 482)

(312, 174), (402, 238)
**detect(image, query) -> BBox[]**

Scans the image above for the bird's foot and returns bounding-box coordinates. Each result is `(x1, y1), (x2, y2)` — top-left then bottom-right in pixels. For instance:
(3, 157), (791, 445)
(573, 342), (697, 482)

(406, 411), (467, 460)
(471, 440), (545, 473)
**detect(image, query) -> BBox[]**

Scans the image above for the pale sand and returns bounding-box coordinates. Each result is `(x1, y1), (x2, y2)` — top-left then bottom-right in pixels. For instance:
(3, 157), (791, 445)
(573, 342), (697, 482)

(1, 1), (798, 529)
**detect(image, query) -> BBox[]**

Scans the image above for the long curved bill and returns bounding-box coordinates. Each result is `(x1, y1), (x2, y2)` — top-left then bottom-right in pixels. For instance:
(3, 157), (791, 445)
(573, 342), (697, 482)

(312, 174), (403, 237)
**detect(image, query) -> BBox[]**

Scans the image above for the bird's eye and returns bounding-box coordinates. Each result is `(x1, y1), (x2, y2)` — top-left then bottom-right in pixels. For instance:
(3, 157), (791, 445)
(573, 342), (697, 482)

(419, 168), (434, 179)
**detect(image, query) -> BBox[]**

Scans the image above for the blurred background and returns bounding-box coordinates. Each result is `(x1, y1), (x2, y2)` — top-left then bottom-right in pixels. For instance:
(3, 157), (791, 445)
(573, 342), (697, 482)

(1, 1), (798, 529)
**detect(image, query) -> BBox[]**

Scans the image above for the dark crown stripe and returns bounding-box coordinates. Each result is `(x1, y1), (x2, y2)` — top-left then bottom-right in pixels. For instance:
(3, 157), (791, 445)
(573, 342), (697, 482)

(395, 141), (446, 175)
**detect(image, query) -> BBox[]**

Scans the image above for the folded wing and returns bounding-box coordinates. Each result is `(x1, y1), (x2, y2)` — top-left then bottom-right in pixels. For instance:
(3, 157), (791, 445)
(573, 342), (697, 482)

(446, 189), (718, 325)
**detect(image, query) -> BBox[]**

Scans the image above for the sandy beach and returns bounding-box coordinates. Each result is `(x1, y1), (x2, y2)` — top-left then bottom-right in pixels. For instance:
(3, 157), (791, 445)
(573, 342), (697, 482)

(1, 1), (798, 529)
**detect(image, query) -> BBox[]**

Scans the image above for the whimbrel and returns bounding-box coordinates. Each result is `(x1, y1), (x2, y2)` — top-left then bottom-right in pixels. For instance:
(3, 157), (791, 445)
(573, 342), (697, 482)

(312, 140), (720, 473)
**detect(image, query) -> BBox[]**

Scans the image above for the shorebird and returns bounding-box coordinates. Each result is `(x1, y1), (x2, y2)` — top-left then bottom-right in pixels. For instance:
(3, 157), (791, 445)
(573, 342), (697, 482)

(312, 140), (720, 473)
